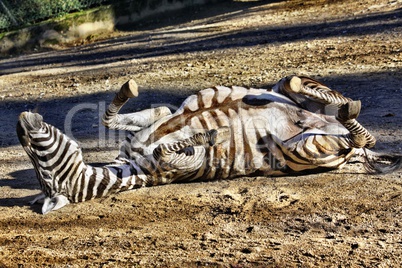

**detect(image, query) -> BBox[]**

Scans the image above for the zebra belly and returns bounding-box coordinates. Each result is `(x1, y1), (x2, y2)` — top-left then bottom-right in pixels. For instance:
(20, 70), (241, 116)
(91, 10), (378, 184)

(181, 106), (291, 181)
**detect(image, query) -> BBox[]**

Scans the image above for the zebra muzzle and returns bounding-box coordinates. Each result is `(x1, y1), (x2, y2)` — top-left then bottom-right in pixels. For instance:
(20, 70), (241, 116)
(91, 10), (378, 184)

(17, 112), (44, 146)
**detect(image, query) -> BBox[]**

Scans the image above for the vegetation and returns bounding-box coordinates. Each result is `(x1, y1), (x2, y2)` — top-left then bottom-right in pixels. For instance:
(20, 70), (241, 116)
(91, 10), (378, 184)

(0, 0), (110, 32)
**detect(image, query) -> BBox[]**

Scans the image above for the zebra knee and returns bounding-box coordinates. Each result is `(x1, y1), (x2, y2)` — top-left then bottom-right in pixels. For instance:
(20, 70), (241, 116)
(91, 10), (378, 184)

(348, 133), (369, 148)
(336, 101), (376, 149)
(153, 143), (169, 161)
(101, 104), (120, 129)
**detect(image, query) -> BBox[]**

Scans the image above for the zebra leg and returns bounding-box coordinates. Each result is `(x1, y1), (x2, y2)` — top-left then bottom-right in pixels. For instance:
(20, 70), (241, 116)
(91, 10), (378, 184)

(336, 101), (376, 148)
(277, 75), (376, 148)
(278, 75), (352, 106)
(153, 127), (230, 164)
(102, 80), (172, 131)
(153, 129), (218, 162)
(354, 148), (402, 174)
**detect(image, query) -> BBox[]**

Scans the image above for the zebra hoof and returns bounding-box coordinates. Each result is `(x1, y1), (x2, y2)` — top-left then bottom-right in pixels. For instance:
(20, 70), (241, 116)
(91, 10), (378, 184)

(287, 76), (302, 93)
(337, 100), (361, 121)
(118, 79), (138, 99)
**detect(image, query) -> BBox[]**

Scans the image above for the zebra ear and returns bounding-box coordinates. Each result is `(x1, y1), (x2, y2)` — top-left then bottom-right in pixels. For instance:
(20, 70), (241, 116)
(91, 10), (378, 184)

(42, 195), (70, 214)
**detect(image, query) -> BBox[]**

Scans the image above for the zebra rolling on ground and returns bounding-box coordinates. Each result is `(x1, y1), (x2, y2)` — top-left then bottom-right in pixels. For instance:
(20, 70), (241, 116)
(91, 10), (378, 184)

(17, 75), (401, 214)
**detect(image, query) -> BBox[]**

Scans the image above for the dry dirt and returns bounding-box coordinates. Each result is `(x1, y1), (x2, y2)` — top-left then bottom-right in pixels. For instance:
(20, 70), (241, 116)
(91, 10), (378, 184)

(1, 0), (402, 267)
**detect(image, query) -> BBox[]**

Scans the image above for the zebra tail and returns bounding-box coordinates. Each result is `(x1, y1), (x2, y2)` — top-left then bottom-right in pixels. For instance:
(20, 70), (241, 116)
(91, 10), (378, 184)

(359, 149), (402, 174)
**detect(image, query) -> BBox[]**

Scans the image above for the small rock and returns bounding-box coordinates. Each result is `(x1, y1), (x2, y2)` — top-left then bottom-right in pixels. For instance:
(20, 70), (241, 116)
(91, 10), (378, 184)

(351, 242), (359, 250)
(377, 241), (386, 248)
(326, 233), (335, 239)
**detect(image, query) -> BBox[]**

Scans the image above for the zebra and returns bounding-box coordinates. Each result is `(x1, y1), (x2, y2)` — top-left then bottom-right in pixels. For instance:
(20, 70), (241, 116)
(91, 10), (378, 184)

(17, 75), (401, 214)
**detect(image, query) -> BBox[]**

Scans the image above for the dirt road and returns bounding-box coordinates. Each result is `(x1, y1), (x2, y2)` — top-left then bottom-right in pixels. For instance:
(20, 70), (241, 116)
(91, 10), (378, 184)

(1, 0), (402, 266)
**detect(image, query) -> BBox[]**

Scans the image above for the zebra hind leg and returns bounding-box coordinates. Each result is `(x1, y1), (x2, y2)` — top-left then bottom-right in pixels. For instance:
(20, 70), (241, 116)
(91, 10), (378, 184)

(280, 75), (352, 106)
(102, 80), (172, 132)
(336, 101), (376, 148)
(279, 75), (376, 149)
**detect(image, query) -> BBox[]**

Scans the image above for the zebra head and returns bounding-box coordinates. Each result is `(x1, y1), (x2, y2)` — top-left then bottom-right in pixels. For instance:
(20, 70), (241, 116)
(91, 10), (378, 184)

(17, 111), (43, 136)
(17, 111), (73, 214)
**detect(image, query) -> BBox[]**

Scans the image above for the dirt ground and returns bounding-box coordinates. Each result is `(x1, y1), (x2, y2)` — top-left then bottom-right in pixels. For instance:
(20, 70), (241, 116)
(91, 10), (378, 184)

(0, 0), (402, 266)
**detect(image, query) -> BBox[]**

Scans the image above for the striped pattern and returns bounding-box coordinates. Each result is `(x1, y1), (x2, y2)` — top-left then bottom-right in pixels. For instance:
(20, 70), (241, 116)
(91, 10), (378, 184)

(342, 119), (376, 148)
(17, 112), (147, 213)
(121, 86), (356, 183)
(17, 76), (400, 213)
(293, 76), (351, 105)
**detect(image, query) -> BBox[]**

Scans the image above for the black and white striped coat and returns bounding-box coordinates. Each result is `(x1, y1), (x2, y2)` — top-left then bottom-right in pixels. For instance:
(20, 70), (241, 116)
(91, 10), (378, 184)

(17, 76), (401, 214)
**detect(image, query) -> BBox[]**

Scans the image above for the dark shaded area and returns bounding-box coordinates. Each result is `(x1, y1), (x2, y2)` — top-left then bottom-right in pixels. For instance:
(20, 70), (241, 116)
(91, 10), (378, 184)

(113, 0), (269, 32)
(0, 3), (400, 75)
(0, 89), (188, 148)
(0, 194), (41, 212)
(0, 169), (39, 191)
(0, 69), (400, 148)
(0, 169), (41, 212)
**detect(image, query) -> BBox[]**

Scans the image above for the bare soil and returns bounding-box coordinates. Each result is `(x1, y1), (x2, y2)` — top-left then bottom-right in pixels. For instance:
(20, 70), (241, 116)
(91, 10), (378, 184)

(0, 0), (402, 267)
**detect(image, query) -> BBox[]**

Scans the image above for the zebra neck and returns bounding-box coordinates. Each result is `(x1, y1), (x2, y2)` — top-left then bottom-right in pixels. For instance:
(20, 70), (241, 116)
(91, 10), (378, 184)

(66, 161), (148, 203)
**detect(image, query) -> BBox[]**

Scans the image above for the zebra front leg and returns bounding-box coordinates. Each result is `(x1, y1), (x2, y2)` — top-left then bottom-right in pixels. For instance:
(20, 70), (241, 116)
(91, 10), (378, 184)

(153, 129), (218, 162)
(153, 127), (229, 166)
(102, 80), (171, 131)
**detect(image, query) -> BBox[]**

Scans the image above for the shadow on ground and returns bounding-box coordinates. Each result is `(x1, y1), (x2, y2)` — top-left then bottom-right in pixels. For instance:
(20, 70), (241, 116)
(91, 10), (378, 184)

(0, 89), (189, 148)
(0, 3), (400, 75)
(1, 69), (401, 149)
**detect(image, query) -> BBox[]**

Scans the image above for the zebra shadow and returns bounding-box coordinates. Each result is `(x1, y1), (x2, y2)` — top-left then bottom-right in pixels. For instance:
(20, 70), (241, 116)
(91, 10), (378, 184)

(1, 164), (105, 213)
(0, 169), (42, 212)
(0, 194), (42, 213)
(2, 169), (39, 190)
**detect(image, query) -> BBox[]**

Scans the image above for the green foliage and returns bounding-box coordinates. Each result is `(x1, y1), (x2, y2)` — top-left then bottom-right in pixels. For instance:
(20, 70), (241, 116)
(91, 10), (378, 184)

(0, 0), (205, 33)
(0, 0), (110, 32)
